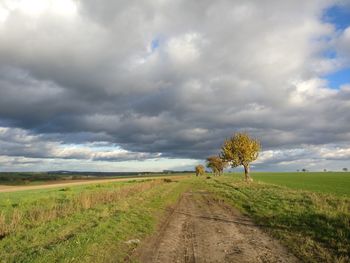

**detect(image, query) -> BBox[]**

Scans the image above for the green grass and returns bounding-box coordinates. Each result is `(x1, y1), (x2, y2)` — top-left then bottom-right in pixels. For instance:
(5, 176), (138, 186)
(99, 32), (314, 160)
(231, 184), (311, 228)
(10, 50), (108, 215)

(250, 172), (350, 196)
(0, 178), (191, 263)
(1, 173), (349, 262)
(200, 175), (350, 263)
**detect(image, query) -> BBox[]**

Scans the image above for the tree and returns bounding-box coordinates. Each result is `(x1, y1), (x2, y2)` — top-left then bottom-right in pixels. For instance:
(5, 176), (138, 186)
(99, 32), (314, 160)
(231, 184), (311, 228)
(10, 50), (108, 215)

(220, 132), (260, 181)
(206, 156), (228, 176)
(343, 168), (348, 172)
(195, 165), (205, 176)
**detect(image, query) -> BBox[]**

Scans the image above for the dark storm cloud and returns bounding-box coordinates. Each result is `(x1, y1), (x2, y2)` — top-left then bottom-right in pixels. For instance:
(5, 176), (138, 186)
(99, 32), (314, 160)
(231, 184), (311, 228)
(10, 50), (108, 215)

(0, 127), (160, 162)
(0, 0), (349, 170)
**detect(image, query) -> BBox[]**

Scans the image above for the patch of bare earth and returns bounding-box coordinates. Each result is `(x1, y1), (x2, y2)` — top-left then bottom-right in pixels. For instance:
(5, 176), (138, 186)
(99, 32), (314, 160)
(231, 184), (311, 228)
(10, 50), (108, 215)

(135, 191), (298, 263)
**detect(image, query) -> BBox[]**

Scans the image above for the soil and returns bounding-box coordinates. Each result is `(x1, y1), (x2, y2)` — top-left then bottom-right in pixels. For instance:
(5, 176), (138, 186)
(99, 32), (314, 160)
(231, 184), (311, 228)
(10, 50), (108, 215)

(135, 191), (298, 263)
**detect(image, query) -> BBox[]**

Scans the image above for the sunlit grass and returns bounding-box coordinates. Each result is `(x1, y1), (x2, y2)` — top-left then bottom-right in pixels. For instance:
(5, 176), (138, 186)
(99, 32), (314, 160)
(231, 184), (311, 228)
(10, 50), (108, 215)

(1, 173), (349, 262)
(251, 172), (350, 196)
(0, 178), (191, 262)
(203, 175), (350, 263)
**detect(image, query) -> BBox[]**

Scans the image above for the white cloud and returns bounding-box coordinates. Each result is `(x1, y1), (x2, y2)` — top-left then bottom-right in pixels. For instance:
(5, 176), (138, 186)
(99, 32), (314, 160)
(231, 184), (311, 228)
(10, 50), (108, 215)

(166, 33), (202, 63)
(289, 78), (337, 104)
(0, 0), (77, 18)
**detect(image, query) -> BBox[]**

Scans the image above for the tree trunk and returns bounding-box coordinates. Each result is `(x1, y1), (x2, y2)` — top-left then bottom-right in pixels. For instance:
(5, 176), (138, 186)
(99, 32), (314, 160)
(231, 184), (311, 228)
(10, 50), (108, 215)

(244, 164), (253, 182)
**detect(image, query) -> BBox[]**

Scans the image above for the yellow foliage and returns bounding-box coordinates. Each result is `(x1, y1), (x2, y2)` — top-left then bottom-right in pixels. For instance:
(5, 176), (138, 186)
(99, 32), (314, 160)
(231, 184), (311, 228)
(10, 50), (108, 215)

(206, 156), (228, 176)
(220, 132), (261, 180)
(221, 132), (260, 167)
(195, 164), (205, 176)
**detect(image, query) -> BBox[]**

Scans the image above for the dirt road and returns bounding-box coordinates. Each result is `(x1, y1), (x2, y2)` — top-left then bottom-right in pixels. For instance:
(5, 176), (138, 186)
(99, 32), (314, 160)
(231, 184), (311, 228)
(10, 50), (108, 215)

(136, 191), (298, 263)
(0, 175), (186, 193)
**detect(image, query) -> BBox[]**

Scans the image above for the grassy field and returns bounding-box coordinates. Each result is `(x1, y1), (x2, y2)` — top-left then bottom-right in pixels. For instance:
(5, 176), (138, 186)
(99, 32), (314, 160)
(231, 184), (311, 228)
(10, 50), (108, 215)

(0, 177), (191, 262)
(202, 174), (350, 263)
(0, 173), (349, 262)
(251, 172), (350, 196)
(0, 172), (190, 186)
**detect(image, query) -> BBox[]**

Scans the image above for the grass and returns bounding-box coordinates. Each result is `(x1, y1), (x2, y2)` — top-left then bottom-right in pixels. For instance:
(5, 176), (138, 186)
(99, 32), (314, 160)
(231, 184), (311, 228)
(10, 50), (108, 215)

(0, 172), (191, 186)
(0, 177), (191, 262)
(0, 172), (349, 262)
(250, 172), (350, 196)
(201, 174), (350, 263)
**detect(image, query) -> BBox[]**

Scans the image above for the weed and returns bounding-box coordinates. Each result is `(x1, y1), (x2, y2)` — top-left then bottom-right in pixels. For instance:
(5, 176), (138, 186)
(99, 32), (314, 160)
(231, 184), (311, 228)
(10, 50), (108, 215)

(163, 178), (172, 183)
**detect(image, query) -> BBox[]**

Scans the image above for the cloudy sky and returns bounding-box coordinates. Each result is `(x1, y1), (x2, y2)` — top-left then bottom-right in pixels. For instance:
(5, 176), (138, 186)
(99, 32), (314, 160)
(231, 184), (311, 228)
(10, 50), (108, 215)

(0, 0), (349, 172)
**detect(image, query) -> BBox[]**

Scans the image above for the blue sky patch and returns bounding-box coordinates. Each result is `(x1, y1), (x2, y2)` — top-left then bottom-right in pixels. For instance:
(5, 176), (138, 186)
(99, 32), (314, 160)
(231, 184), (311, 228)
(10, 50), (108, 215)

(322, 5), (350, 89)
(323, 4), (350, 30)
(322, 49), (337, 59)
(326, 67), (350, 89)
(151, 38), (160, 52)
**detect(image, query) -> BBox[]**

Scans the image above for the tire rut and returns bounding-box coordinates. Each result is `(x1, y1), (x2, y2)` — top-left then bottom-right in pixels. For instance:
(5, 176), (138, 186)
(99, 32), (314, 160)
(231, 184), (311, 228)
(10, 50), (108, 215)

(135, 191), (298, 263)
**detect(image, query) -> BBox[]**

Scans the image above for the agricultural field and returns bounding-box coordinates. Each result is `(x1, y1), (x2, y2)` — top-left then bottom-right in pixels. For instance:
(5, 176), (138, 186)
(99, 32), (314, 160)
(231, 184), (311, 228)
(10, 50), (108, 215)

(0, 172), (187, 186)
(252, 172), (350, 196)
(0, 173), (349, 262)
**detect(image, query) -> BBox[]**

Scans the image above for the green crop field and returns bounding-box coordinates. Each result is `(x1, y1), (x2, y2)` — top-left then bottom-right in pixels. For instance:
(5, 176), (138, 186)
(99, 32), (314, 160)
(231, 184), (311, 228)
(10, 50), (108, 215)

(0, 173), (349, 262)
(250, 172), (350, 196)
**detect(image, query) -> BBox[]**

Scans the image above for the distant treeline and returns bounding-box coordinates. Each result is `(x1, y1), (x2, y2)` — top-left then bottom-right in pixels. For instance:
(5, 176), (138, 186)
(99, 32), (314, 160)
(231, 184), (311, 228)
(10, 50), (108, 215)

(0, 173), (64, 185)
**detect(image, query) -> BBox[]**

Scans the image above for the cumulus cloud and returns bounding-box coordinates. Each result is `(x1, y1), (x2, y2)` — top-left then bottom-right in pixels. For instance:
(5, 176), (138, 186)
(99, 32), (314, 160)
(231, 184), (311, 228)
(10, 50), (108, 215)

(0, 0), (349, 171)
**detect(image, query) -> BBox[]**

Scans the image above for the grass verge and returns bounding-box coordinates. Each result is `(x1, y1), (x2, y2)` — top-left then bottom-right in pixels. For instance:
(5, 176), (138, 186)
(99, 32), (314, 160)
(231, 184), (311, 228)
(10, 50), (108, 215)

(201, 175), (350, 263)
(0, 178), (191, 263)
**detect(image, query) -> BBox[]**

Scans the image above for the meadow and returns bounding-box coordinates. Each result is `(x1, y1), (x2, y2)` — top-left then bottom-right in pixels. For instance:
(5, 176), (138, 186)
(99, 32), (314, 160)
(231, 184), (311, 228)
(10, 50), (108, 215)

(252, 172), (350, 196)
(0, 172), (349, 262)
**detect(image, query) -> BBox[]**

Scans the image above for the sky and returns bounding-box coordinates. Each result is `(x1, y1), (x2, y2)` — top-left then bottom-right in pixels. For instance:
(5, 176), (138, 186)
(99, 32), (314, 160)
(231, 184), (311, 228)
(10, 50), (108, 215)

(0, 0), (350, 172)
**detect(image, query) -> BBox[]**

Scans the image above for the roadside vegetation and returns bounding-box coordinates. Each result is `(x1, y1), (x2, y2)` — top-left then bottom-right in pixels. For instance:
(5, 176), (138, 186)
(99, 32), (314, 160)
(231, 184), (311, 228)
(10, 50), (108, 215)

(220, 132), (261, 181)
(206, 155), (228, 176)
(201, 174), (350, 263)
(195, 164), (205, 176)
(0, 178), (191, 262)
(0, 172), (349, 262)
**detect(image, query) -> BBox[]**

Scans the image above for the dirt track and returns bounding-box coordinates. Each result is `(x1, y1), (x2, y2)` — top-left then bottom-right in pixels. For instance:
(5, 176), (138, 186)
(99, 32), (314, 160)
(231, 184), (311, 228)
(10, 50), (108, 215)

(136, 191), (298, 263)
(0, 175), (186, 193)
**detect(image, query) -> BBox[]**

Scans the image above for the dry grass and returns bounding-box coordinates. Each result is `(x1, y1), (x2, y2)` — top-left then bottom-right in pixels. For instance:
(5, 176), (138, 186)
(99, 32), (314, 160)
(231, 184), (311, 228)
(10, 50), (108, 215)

(0, 212), (6, 238)
(0, 180), (162, 239)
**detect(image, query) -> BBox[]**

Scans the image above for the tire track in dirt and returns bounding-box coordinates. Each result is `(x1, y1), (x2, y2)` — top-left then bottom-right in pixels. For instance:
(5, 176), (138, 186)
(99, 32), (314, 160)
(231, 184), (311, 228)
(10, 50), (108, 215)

(135, 191), (298, 263)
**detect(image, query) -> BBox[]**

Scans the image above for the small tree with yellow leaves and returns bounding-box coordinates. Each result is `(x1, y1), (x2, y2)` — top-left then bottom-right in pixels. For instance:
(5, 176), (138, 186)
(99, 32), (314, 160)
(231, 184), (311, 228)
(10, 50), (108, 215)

(220, 132), (261, 181)
(195, 164), (205, 176)
(206, 156), (228, 176)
